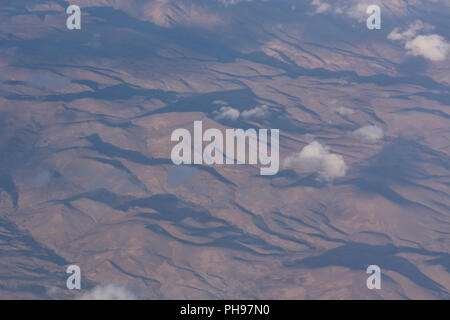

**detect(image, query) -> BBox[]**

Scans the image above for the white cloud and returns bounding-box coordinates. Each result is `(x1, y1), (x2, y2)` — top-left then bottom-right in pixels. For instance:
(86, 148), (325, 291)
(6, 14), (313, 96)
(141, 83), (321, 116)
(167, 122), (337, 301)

(388, 20), (449, 61)
(241, 105), (271, 120)
(352, 125), (384, 143)
(311, 0), (331, 14)
(283, 141), (347, 181)
(78, 284), (136, 300)
(404, 34), (450, 61)
(345, 2), (372, 21)
(310, 0), (374, 20)
(212, 100), (228, 106)
(217, 0), (269, 6)
(213, 105), (272, 121)
(213, 106), (240, 121)
(310, 0), (421, 20)
(387, 20), (431, 41)
(335, 107), (354, 116)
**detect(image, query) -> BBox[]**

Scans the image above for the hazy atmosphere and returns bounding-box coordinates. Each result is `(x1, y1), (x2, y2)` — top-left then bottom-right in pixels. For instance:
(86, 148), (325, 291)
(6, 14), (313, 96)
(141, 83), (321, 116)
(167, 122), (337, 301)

(0, 0), (449, 299)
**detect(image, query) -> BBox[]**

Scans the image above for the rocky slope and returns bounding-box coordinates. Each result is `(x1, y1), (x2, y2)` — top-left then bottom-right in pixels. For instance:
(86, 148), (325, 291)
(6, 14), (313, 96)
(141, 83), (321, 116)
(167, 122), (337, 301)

(0, 0), (449, 299)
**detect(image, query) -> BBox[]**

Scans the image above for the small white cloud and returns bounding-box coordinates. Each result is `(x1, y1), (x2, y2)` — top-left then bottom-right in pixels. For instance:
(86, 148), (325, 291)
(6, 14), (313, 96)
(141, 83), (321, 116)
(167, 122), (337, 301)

(217, 0), (269, 6)
(78, 284), (136, 300)
(213, 104), (272, 121)
(213, 106), (240, 121)
(310, 0), (377, 20)
(310, 1), (419, 21)
(311, 0), (331, 14)
(388, 20), (449, 61)
(335, 107), (354, 116)
(346, 2), (372, 21)
(352, 125), (384, 143)
(283, 141), (347, 181)
(212, 100), (228, 106)
(241, 105), (271, 120)
(405, 34), (450, 61)
(387, 20), (430, 41)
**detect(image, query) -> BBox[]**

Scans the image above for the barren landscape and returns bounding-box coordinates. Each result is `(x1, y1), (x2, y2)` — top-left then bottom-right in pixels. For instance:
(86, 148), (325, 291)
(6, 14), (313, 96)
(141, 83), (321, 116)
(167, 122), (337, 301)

(0, 0), (449, 299)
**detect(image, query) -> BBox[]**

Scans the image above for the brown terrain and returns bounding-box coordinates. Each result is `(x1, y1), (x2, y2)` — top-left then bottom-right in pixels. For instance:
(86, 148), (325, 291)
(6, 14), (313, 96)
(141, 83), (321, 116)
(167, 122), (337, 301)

(0, 0), (449, 299)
